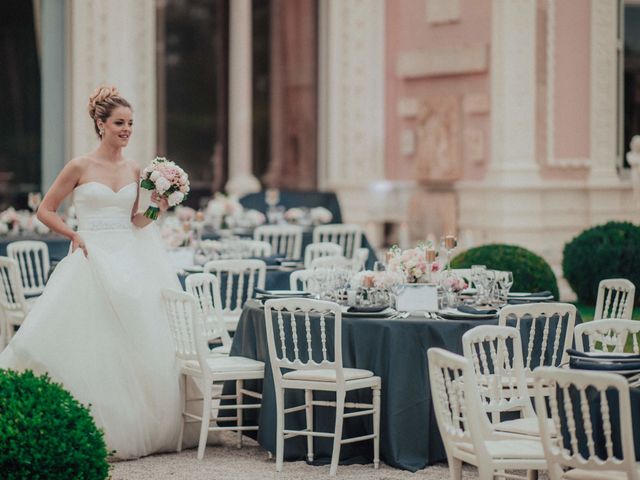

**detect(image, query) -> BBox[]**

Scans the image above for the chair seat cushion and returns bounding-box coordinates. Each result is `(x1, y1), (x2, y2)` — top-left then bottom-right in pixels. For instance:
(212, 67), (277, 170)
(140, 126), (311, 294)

(283, 368), (374, 383)
(495, 417), (556, 436)
(563, 467), (640, 480)
(458, 438), (544, 459)
(184, 355), (264, 373)
(210, 345), (230, 356)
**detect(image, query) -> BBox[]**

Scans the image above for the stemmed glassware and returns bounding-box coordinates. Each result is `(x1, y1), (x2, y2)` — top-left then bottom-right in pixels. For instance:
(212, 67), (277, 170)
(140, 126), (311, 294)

(496, 271), (514, 306)
(440, 235), (457, 270)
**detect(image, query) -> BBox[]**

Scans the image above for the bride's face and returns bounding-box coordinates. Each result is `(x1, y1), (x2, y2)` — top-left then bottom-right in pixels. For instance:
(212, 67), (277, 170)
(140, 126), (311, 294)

(100, 106), (133, 147)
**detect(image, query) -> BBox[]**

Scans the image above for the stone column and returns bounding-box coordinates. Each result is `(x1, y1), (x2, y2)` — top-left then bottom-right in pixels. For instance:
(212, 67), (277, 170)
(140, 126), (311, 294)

(488, 0), (539, 184)
(68, 0), (156, 168)
(225, 0), (261, 196)
(589, 0), (619, 185)
(40, 0), (67, 191)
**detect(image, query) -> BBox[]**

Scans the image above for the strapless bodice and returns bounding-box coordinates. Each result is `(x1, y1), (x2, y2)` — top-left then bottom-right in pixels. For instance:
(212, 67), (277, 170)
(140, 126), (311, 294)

(73, 182), (137, 231)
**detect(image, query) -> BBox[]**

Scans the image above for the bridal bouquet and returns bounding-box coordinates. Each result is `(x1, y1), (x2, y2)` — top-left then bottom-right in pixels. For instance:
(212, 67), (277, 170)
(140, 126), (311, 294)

(140, 157), (190, 220)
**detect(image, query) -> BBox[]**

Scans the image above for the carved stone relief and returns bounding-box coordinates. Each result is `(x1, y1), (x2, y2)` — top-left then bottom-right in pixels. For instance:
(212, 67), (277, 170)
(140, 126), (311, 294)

(415, 96), (462, 184)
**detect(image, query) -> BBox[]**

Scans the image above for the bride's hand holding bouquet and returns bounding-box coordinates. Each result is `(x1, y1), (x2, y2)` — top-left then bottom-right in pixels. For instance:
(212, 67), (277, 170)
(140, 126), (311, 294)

(140, 157), (190, 220)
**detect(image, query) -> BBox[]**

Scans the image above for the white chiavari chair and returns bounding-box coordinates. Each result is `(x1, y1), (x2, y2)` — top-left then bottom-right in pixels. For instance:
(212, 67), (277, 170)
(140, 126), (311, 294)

(428, 348), (546, 480)
(253, 225), (303, 259)
(309, 255), (354, 270)
(351, 247), (369, 272)
(462, 325), (554, 437)
(289, 269), (315, 292)
(203, 259), (266, 332)
(312, 224), (362, 259)
(574, 318), (640, 354)
(499, 303), (577, 381)
(162, 289), (264, 459)
(303, 242), (341, 269)
(533, 367), (640, 480)
(595, 279), (635, 321)
(185, 273), (232, 356)
(235, 239), (272, 258)
(0, 257), (32, 348)
(7, 240), (50, 297)
(264, 298), (381, 476)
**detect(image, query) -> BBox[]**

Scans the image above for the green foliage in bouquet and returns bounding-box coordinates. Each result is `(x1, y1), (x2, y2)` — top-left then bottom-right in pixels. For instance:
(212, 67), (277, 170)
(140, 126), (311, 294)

(451, 244), (559, 299)
(0, 369), (110, 480)
(563, 221), (640, 305)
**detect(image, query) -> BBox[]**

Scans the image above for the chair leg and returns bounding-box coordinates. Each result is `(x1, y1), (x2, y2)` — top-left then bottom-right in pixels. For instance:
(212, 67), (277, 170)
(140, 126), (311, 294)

(372, 386), (381, 469)
(305, 389), (314, 462)
(176, 374), (187, 452)
(447, 454), (462, 480)
(275, 386), (285, 472)
(329, 391), (346, 477)
(197, 381), (213, 460)
(236, 379), (243, 449)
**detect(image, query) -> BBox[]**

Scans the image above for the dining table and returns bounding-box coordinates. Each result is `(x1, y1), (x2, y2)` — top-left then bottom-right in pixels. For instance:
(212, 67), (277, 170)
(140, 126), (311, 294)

(220, 300), (580, 472)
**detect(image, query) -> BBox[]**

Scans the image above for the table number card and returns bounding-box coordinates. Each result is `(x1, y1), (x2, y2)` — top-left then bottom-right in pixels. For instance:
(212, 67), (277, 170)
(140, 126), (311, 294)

(396, 284), (438, 312)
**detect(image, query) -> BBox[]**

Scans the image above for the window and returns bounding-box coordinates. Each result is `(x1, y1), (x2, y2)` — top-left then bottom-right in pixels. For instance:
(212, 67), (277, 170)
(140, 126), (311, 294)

(622, 1), (640, 168)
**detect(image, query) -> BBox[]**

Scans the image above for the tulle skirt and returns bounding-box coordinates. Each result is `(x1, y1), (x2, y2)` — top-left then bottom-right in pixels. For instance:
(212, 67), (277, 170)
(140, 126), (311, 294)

(0, 225), (183, 459)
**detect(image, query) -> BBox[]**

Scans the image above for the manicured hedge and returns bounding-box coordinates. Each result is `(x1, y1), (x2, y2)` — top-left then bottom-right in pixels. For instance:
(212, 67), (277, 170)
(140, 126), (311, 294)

(563, 221), (640, 305)
(0, 369), (109, 479)
(451, 243), (559, 299)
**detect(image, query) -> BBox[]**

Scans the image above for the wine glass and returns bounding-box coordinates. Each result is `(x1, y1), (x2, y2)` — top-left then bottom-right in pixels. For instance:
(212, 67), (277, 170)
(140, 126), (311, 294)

(28, 192), (42, 212)
(440, 235), (457, 270)
(498, 271), (514, 305)
(470, 265), (486, 304)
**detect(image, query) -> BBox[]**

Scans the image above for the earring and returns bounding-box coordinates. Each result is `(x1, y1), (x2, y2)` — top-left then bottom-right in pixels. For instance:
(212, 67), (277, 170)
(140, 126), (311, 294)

(99, 129), (104, 137)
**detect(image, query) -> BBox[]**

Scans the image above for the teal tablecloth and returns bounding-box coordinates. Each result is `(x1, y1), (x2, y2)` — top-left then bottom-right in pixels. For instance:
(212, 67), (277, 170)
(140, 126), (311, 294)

(222, 302), (580, 471)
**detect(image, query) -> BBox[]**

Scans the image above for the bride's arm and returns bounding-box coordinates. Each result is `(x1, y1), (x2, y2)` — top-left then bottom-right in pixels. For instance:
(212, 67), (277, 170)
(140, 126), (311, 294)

(37, 158), (88, 256)
(131, 165), (169, 228)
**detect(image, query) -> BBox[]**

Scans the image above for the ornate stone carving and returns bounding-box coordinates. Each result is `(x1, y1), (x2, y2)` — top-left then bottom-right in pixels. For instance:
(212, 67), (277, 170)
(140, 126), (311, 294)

(415, 96), (462, 184)
(463, 93), (489, 115)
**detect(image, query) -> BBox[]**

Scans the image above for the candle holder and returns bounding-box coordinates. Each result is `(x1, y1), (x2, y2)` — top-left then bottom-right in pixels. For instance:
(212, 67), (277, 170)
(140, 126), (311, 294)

(440, 235), (457, 271)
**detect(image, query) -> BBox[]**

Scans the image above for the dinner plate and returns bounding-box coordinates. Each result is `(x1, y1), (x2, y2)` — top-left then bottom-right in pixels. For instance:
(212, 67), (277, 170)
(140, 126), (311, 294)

(183, 265), (204, 273)
(342, 307), (396, 318)
(508, 292), (554, 300)
(438, 307), (498, 320)
(459, 287), (477, 296)
(255, 290), (312, 300)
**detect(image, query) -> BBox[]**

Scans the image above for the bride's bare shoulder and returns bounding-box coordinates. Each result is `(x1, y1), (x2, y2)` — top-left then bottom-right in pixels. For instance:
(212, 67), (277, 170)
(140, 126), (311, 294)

(63, 156), (92, 175)
(124, 159), (141, 177)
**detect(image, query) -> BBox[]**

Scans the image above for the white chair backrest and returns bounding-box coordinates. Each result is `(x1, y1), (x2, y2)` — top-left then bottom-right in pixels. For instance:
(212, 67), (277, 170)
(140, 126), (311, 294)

(185, 273), (232, 349)
(312, 224), (362, 259)
(289, 269), (315, 291)
(533, 367), (639, 480)
(161, 289), (210, 364)
(203, 259), (266, 316)
(595, 278), (635, 320)
(462, 325), (535, 419)
(310, 255), (353, 270)
(7, 240), (50, 296)
(574, 318), (640, 354)
(0, 256), (28, 314)
(254, 225), (303, 259)
(351, 248), (369, 271)
(499, 302), (576, 371)
(236, 239), (272, 258)
(264, 298), (344, 381)
(427, 348), (493, 459)
(303, 242), (341, 269)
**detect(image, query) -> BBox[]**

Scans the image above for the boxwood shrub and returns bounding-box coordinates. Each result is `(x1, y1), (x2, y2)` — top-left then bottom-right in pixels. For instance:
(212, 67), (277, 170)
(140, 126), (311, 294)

(451, 243), (559, 299)
(563, 221), (640, 305)
(0, 369), (109, 479)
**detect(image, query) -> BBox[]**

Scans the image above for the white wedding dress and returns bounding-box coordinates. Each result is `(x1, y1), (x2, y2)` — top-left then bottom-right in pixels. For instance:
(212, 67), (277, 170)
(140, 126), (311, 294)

(0, 181), (182, 459)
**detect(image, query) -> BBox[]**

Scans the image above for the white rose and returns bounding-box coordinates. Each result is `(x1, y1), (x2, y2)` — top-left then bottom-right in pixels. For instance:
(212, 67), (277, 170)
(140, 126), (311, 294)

(155, 176), (171, 194)
(168, 191), (185, 206)
(150, 171), (161, 182)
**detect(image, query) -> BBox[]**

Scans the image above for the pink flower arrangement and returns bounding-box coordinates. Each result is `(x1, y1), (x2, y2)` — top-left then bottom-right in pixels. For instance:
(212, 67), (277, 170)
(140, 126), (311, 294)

(140, 157), (190, 219)
(442, 276), (468, 292)
(387, 245), (439, 283)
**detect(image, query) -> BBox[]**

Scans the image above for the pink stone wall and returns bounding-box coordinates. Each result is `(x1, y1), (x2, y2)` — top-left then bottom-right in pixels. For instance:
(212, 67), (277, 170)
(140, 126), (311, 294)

(385, 0), (491, 182)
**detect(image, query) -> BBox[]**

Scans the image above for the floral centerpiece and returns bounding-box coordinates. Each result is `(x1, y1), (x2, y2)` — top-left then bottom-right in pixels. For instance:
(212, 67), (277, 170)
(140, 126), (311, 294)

(0, 207), (20, 235)
(284, 207), (305, 224)
(310, 207), (332, 225)
(0, 208), (50, 235)
(387, 244), (440, 284)
(226, 209), (266, 229)
(160, 216), (193, 248)
(140, 157), (190, 220)
(205, 193), (243, 229)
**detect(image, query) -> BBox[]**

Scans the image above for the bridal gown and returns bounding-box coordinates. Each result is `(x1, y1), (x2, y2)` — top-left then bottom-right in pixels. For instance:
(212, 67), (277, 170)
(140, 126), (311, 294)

(0, 181), (182, 459)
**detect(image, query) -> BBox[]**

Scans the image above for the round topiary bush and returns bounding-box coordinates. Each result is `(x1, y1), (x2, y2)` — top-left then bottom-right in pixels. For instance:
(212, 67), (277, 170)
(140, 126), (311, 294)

(563, 221), (640, 305)
(0, 369), (109, 480)
(451, 243), (559, 299)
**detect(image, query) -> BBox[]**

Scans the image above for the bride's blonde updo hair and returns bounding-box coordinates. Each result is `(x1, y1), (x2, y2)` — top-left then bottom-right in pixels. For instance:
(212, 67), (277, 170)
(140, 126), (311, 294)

(88, 86), (132, 138)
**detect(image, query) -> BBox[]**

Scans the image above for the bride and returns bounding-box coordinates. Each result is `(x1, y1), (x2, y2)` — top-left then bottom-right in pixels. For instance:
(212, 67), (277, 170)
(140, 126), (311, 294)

(0, 86), (182, 459)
